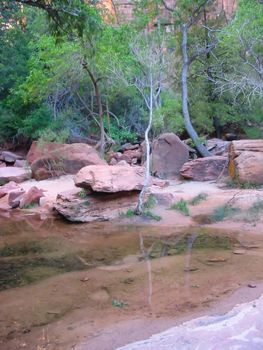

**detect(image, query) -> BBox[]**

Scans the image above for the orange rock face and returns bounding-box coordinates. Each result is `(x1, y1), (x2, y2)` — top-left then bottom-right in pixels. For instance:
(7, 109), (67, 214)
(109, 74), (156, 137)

(99, 0), (236, 23)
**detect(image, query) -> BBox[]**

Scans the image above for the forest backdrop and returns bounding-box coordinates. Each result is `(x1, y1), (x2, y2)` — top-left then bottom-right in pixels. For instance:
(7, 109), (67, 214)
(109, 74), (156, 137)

(0, 0), (262, 154)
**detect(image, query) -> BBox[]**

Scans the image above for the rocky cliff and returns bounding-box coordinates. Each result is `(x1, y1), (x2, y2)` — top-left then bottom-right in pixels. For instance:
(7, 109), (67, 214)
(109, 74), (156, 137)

(101, 0), (236, 24)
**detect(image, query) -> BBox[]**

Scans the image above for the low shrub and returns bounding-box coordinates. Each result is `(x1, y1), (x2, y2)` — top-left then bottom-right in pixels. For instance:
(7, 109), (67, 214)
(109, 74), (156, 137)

(170, 199), (190, 216)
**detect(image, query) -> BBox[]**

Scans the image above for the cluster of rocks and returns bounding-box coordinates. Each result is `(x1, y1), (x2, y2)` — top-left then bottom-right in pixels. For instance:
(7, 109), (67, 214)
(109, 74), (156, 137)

(0, 150), (31, 185)
(0, 181), (45, 209)
(1, 133), (263, 221)
(107, 143), (144, 166)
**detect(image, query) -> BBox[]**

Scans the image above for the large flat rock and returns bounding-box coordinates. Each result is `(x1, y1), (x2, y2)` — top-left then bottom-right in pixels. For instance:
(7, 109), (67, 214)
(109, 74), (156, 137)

(117, 294), (263, 350)
(74, 164), (145, 192)
(54, 189), (139, 222)
(180, 156), (228, 181)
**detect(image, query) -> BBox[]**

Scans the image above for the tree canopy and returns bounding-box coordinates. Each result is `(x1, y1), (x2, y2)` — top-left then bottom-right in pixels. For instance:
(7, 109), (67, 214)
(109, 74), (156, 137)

(0, 0), (262, 147)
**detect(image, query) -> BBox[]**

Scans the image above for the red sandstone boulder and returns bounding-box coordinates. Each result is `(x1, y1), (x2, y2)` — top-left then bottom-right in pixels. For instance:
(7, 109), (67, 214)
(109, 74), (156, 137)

(228, 140), (263, 184)
(152, 133), (189, 178)
(74, 164), (145, 192)
(231, 151), (263, 184)
(27, 142), (106, 180)
(108, 145), (142, 165)
(0, 167), (32, 184)
(8, 190), (26, 208)
(180, 156), (228, 181)
(55, 190), (139, 223)
(19, 186), (46, 209)
(0, 181), (21, 199)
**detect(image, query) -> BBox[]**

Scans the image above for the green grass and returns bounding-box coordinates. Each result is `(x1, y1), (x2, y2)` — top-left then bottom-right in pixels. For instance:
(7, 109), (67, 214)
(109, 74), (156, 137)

(142, 210), (162, 221)
(78, 189), (88, 198)
(245, 200), (263, 222)
(225, 179), (261, 190)
(170, 199), (190, 216)
(120, 208), (161, 221)
(211, 204), (240, 222)
(23, 203), (38, 209)
(119, 208), (136, 218)
(189, 193), (208, 206)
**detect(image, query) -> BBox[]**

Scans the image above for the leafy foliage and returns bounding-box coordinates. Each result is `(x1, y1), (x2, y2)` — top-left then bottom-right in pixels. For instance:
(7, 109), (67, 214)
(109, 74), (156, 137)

(170, 199), (190, 216)
(0, 0), (262, 149)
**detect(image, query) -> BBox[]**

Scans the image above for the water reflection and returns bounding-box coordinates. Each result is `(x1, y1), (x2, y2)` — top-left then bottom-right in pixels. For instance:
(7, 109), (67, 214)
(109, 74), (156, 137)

(1, 217), (263, 350)
(139, 233), (153, 308)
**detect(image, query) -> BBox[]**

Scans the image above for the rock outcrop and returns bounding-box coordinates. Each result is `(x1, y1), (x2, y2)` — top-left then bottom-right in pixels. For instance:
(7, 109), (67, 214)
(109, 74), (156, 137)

(27, 142), (106, 180)
(54, 189), (139, 222)
(180, 156), (228, 181)
(74, 164), (145, 192)
(108, 143), (143, 165)
(0, 167), (31, 184)
(152, 133), (189, 178)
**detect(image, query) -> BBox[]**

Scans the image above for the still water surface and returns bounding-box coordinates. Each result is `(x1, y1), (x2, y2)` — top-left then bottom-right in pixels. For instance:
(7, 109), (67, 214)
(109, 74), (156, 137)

(0, 215), (263, 349)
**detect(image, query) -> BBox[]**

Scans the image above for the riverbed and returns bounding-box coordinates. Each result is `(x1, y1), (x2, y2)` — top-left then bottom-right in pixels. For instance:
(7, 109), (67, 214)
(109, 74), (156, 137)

(1, 214), (263, 350)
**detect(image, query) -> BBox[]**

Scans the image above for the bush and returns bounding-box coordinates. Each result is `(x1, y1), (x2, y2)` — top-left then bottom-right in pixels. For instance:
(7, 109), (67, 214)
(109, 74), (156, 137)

(189, 193), (208, 206)
(211, 205), (239, 222)
(170, 199), (190, 216)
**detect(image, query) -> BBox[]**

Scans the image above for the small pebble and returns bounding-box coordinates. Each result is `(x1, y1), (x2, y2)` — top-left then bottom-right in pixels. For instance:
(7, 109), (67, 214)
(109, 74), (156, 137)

(80, 277), (90, 282)
(233, 249), (246, 255)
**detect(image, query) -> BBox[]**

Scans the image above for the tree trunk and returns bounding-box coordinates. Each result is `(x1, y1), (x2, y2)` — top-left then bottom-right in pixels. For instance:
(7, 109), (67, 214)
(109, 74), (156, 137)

(181, 23), (211, 157)
(135, 74), (153, 215)
(83, 63), (105, 157)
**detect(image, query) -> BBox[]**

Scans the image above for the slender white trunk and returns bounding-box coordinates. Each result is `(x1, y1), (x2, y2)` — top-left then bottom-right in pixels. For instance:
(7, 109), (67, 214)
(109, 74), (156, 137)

(135, 73), (153, 215)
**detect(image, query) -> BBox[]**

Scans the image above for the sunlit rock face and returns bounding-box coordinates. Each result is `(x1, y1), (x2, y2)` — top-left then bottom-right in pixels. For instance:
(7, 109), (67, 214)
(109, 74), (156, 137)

(214, 0), (237, 19)
(99, 0), (236, 23)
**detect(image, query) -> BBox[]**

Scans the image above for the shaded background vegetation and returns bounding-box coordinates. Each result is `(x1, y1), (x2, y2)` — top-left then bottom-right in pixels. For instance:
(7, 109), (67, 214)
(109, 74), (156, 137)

(0, 0), (262, 149)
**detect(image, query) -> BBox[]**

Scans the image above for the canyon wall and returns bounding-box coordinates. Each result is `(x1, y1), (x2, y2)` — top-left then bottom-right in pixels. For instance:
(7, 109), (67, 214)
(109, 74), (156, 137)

(101, 0), (237, 24)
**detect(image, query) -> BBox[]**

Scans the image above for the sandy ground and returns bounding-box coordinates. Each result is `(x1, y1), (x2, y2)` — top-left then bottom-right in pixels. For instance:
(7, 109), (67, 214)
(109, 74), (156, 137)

(0, 175), (261, 234)
(21, 174), (75, 204)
